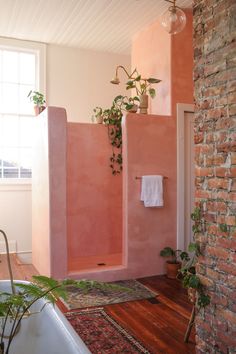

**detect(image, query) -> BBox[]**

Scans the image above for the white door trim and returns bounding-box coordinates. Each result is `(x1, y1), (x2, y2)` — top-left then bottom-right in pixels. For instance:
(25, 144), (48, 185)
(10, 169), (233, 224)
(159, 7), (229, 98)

(177, 103), (194, 250)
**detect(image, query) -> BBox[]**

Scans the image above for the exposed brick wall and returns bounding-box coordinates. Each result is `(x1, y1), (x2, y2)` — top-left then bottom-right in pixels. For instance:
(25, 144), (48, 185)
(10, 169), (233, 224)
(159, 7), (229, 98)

(193, 0), (236, 353)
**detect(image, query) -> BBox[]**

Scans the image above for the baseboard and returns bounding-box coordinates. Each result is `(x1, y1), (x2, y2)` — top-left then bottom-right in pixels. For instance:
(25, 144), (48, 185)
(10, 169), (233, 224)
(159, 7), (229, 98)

(0, 240), (16, 253)
(15, 251), (32, 265)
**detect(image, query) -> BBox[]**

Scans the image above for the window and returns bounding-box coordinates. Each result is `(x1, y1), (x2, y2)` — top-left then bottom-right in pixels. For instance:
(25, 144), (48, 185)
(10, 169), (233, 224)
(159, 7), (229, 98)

(0, 39), (46, 182)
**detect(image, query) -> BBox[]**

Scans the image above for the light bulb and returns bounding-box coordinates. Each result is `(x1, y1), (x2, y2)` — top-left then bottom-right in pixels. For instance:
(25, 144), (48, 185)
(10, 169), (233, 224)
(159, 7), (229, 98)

(160, 5), (186, 35)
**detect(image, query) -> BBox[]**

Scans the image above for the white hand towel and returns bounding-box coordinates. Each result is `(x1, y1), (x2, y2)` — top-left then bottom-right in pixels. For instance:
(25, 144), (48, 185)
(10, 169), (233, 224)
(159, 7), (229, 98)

(140, 175), (164, 207)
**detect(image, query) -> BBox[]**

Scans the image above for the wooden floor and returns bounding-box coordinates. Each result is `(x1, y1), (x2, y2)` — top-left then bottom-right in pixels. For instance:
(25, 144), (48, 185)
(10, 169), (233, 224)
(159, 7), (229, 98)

(0, 255), (195, 354)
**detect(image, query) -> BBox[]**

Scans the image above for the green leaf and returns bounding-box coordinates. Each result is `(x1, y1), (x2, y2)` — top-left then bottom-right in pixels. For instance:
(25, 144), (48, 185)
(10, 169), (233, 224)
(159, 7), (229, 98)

(160, 247), (175, 257)
(134, 75), (141, 81)
(188, 275), (200, 289)
(148, 88), (156, 98)
(197, 294), (210, 308)
(147, 78), (161, 84)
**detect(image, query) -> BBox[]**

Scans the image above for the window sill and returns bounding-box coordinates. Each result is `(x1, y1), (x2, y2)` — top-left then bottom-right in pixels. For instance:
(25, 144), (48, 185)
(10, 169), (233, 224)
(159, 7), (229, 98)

(0, 179), (32, 191)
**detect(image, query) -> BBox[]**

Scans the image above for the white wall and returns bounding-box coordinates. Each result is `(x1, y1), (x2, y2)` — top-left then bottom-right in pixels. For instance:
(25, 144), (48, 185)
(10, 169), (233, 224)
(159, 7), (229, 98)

(0, 185), (32, 255)
(47, 45), (130, 122)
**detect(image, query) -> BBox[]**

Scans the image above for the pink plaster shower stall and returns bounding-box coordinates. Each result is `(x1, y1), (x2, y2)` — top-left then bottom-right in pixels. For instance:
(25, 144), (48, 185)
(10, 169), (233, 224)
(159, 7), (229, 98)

(31, 9), (194, 280)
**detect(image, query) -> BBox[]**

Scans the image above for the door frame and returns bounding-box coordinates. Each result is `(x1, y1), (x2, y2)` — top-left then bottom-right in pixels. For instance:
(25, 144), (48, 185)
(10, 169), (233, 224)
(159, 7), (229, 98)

(176, 103), (194, 250)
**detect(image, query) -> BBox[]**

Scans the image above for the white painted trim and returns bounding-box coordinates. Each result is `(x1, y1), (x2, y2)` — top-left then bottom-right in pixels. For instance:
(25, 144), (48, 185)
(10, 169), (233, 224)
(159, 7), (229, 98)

(177, 103), (194, 250)
(0, 37), (46, 93)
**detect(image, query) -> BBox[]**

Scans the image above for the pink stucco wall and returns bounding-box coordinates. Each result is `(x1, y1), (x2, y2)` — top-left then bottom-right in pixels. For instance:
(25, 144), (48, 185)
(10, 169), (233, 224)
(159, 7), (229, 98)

(132, 10), (193, 116)
(66, 113), (177, 281)
(132, 22), (171, 116)
(67, 123), (123, 271)
(32, 107), (67, 278)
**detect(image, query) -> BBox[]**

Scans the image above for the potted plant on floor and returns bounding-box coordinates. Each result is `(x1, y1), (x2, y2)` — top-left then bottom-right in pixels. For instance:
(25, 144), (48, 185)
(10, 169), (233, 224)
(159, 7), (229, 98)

(27, 90), (46, 116)
(126, 72), (161, 114)
(160, 246), (189, 279)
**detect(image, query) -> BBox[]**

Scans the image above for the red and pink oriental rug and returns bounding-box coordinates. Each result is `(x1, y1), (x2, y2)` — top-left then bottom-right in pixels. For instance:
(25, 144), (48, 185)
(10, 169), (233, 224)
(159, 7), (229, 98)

(66, 308), (151, 354)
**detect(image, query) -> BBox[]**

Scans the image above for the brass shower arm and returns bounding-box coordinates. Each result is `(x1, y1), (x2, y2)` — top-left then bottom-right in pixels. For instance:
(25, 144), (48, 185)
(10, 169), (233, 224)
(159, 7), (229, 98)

(111, 65), (147, 85)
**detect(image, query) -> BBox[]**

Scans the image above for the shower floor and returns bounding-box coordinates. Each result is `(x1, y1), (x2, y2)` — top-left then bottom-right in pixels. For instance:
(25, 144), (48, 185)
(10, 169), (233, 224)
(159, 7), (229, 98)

(68, 252), (123, 273)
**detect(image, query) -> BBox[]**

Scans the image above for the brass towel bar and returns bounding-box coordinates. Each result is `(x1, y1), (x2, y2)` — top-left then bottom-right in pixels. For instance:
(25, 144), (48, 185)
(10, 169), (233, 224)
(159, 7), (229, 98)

(135, 176), (168, 180)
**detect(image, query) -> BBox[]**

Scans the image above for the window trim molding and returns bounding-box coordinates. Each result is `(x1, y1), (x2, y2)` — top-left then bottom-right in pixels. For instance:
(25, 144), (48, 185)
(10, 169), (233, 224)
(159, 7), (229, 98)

(0, 36), (46, 98)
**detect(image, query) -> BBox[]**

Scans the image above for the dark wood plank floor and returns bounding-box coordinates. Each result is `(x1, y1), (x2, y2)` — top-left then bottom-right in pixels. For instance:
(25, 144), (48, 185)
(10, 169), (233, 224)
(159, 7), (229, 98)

(0, 255), (195, 353)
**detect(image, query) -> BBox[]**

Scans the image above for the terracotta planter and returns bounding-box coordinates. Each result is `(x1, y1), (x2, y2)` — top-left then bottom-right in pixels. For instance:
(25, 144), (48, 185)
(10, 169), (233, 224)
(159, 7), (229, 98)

(139, 94), (149, 114)
(96, 115), (103, 124)
(166, 261), (181, 279)
(34, 105), (46, 116)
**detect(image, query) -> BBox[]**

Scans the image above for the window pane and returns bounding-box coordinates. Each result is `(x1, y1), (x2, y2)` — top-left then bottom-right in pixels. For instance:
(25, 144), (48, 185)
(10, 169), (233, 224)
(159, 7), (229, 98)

(19, 148), (32, 169)
(3, 168), (18, 178)
(2, 115), (19, 147)
(19, 84), (33, 114)
(19, 53), (35, 85)
(2, 148), (19, 167)
(2, 51), (18, 83)
(19, 116), (33, 147)
(20, 168), (32, 178)
(2, 84), (18, 113)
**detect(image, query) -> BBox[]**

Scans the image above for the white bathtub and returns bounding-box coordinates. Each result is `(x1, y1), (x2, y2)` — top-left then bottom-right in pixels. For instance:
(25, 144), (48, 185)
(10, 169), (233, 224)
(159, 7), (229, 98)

(0, 280), (91, 354)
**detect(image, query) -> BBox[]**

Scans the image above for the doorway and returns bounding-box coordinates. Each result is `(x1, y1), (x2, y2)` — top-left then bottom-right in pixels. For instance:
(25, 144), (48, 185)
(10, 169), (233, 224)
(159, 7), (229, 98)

(177, 104), (194, 251)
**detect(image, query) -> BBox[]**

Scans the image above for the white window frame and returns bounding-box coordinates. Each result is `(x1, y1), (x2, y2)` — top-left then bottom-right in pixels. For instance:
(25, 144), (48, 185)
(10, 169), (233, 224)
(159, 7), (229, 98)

(0, 37), (46, 190)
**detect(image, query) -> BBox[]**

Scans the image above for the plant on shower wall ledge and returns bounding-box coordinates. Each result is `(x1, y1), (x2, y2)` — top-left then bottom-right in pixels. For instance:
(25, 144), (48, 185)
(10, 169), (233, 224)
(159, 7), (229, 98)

(103, 102), (123, 175)
(92, 95), (140, 175)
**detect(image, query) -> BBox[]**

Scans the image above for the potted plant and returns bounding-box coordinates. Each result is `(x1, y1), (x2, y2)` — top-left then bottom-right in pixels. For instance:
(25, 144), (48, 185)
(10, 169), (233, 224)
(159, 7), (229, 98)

(27, 90), (46, 116)
(92, 107), (104, 124)
(160, 246), (189, 279)
(126, 72), (161, 114)
(113, 95), (140, 113)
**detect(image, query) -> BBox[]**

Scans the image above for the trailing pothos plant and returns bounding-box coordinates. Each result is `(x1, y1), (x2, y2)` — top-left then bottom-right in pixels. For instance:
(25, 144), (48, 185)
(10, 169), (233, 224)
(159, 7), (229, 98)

(97, 95), (140, 175)
(0, 276), (123, 354)
(178, 206), (210, 343)
(178, 241), (210, 309)
(103, 103), (123, 175)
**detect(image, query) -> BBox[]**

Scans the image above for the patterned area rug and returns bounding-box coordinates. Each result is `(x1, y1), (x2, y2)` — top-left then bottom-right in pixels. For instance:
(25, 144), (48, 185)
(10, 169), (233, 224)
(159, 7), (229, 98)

(62, 279), (157, 310)
(66, 308), (151, 354)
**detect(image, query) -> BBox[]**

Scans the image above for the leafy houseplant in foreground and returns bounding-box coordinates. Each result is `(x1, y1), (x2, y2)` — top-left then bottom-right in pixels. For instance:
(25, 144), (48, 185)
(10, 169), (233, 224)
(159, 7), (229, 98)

(160, 246), (189, 279)
(0, 276), (122, 354)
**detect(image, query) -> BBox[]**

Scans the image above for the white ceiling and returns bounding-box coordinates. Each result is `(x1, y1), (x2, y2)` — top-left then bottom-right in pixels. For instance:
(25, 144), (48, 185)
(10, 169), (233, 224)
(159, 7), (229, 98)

(0, 0), (193, 55)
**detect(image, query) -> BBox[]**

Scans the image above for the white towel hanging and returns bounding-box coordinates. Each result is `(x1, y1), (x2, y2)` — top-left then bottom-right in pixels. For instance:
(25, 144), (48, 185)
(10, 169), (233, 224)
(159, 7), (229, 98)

(140, 175), (164, 207)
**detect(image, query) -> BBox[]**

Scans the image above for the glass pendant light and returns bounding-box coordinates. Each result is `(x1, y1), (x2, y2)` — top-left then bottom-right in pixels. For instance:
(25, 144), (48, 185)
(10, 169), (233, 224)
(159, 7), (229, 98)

(160, 0), (186, 35)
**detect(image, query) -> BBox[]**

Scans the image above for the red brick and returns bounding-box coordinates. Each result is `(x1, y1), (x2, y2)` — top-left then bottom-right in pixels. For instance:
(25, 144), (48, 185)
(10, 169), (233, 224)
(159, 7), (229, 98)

(206, 246), (230, 260)
(225, 215), (236, 226)
(195, 167), (214, 177)
(208, 178), (229, 190)
(231, 152), (236, 165)
(216, 309), (236, 326)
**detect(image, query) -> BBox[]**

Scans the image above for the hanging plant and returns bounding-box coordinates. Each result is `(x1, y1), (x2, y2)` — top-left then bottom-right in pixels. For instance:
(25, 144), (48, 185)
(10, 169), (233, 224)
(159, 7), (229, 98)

(92, 95), (139, 175)
(103, 103), (123, 175)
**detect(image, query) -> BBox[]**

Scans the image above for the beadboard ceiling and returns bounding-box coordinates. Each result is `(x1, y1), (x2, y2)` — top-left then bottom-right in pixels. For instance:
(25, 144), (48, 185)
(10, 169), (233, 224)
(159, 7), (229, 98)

(0, 0), (193, 54)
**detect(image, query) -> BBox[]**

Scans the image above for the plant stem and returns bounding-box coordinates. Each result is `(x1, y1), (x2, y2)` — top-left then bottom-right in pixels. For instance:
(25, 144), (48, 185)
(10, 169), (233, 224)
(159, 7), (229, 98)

(184, 305), (195, 343)
(5, 306), (21, 354)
